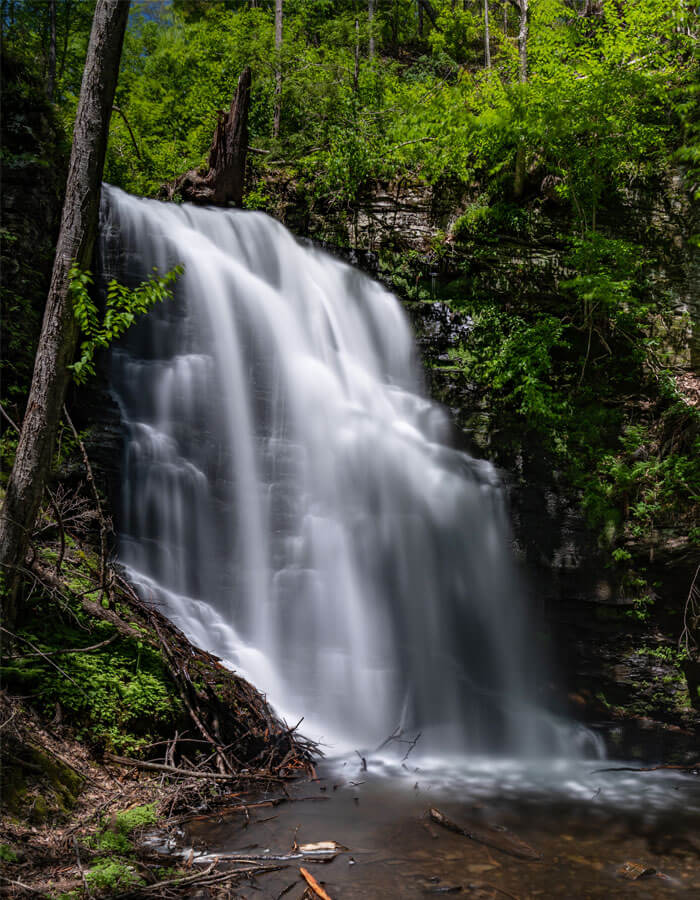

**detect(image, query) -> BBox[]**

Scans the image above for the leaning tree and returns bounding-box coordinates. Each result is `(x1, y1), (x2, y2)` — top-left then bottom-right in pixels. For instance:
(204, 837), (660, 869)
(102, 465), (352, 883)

(0, 0), (131, 625)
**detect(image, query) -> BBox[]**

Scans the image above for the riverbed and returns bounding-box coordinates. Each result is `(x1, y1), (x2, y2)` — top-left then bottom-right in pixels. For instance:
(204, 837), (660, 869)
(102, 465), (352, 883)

(178, 755), (700, 898)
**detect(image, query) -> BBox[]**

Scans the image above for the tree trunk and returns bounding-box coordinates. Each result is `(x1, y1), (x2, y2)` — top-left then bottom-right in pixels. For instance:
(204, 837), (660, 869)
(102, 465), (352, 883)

(368, 0), (375, 60)
(354, 18), (360, 92)
(273, 0), (283, 138)
(160, 67), (252, 206)
(517, 0), (528, 83)
(0, 0), (130, 626)
(513, 0), (528, 197)
(48, 0), (56, 99)
(484, 0), (491, 69)
(208, 66), (252, 207)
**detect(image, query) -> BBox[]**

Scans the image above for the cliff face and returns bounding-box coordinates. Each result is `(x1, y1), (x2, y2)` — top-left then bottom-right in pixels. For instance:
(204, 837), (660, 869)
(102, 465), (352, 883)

(269, 172), (700, 751)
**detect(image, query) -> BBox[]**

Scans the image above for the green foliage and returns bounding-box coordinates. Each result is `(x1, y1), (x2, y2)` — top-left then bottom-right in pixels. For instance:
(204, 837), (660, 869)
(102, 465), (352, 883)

(93, 803), (159, 854)
(0, 845), (19, 864)
(443, 218), (699, 571)
(69, 263), (183, 385)
(85, 858), (144, 893)
(1, 550), (184, 753)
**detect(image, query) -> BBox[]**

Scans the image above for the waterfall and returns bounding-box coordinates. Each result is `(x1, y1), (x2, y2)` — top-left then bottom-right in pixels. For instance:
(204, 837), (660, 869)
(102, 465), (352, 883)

(102, 186), (594, 759)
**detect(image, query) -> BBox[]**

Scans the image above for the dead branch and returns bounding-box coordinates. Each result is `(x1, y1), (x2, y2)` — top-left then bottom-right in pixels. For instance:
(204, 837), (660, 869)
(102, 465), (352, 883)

(149, 616), (234, 776)
(63, 406), (110, 599)
(680, 564), (700, 655)
(113, 104), (141, 160)
(299, 867), (334, 900)
(0, 626), (89, 699)
(3, 633), (118, 660)
(428, 808), (542, 861)
(104, 753), (238, 781)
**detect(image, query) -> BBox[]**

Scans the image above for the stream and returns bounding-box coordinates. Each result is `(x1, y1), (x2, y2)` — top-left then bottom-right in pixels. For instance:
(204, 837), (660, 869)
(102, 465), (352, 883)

(175, 756), (700, 898)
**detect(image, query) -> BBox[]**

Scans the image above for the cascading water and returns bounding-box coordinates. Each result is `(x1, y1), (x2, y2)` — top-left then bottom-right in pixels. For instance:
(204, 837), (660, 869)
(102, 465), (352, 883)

(102, 185), (596, 759)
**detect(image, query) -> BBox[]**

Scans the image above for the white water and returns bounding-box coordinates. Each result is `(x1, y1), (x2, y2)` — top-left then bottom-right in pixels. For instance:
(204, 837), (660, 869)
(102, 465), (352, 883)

(102, 186), (600, 760)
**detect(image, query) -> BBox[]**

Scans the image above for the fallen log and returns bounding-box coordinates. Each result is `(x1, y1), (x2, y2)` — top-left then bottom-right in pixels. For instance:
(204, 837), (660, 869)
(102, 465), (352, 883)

(428, 808), (542, 861)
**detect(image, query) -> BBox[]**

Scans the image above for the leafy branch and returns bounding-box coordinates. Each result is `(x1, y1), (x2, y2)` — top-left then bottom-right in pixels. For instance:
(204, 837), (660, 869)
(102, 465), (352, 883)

(68, 262), (184, 385)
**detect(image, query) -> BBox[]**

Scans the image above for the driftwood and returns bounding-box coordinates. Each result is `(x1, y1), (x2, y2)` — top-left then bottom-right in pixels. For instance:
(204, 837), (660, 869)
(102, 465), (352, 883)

(299, 867), (334, 900)
(161, 67), (251, 206)
(104, 753), (238, 781)
(428, 808), (542, 861)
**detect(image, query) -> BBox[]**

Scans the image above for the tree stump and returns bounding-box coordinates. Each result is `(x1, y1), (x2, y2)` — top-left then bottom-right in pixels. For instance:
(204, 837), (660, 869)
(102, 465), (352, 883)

(162, 66), (251, 206)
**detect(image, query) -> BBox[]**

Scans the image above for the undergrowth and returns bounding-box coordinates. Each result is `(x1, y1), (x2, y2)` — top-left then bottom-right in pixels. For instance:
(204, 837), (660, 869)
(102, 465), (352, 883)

(0, 543), (184, 755)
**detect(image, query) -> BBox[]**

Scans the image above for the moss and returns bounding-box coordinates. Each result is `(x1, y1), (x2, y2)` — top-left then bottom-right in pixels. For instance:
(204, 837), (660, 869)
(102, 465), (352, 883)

(0, 844), (19, 864)
(85, 858), (144, 893)
(0, 739), (84, 823)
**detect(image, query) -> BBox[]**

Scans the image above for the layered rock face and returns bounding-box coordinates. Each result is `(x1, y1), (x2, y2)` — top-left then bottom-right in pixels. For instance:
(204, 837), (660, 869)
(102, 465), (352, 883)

(270, 172), (699, 751)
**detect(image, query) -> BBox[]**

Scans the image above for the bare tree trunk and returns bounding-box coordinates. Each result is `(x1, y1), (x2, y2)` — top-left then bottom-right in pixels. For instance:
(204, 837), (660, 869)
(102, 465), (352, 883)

(513, 0), (528, 197)
(484, 0), (491, 68)
(418, 0), (423, 36)
(503, 0), (507, 36)
(48, 0), (57, 99)
(354, 17), (360, 92)
(273, 0), (283, 138)
(368, 0), (375, 60)
(517, 0), (528, 82)
(160, 68), (252, 206)
(0, 0), (130, 625)
(208, 67), (251, 207)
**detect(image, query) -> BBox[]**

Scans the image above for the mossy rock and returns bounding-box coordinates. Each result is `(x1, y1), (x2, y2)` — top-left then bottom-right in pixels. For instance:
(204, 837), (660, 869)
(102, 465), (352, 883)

(0, 736), (84, 823)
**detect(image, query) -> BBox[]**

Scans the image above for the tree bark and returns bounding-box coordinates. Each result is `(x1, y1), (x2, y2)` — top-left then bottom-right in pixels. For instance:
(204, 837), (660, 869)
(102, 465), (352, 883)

(368, 0), (375, 60)
(208, 66), (251, 206)
(517, 0), (528, 83)
(161, 67), (252, 206)
(0, 0), (130, 625)
(273, 0), (283, 138)
(48, 0), (56, 99)
(484, 0), (491, 69)
(354, 17), (360, 92)
(511, 0), (528, 197)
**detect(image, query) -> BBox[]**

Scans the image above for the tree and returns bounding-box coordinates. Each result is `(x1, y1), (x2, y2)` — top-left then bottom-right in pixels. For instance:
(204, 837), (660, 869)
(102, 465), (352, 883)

(161, 66), (252, 205)
(47, 0), (56, 99)
(484, 0), (491, 69)
(0, 0), (130, 624)
(273, 0), (282, 137)
(510, 0), (528, 196)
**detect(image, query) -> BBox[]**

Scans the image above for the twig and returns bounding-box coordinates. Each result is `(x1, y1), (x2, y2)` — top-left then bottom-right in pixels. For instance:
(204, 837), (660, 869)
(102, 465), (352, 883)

(104, 752), (238, 781)
(0, 875), (46, 895)
(0, 709), (18, 732)
(299, 867), (333, 900)
(0, 401), (20, 432)
(112, 104), (142, 160)
(680, 564), (700, 655)
(63, 406), (109, 600)
(3, 632), (118, 660)
(0, 626), (89, 698)
(45, 487), (66, 575)
(428, 808), (542, 861)
(402, 731), (422, 761)
(149, 617), (234, 776)
(73, 836), (93, 899)
(113, 860), (217, 897)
